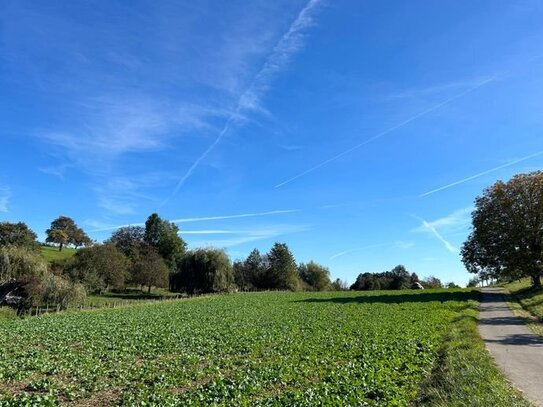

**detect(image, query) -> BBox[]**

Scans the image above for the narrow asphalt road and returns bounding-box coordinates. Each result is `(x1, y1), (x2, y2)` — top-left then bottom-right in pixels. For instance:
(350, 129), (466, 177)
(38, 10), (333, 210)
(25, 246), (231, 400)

(479, 287), (543, 406)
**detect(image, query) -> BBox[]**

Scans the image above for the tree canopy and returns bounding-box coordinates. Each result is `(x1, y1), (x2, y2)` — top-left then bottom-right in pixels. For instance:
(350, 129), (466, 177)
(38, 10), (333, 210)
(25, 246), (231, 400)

(131, 245), (169, 293)
(265, 242), (299, 291)
(172, 248), (234, 294)
(233, 249), (266, 291)
(0, 222), (38, 249)
(46, 216), (90, 251)
(298, 261), (331, 291)
(461, 171), (543, 288)
(66, 244), (130, 293)
(144, 213), (186, 269)
(351, 265), (419, 290)
(0, 245), (47, 284)
(107, 226), (145, 257)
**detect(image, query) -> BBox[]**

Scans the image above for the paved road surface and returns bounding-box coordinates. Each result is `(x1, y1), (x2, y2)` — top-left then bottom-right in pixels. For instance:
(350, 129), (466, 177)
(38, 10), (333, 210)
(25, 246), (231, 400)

(479, 288), (543, 406)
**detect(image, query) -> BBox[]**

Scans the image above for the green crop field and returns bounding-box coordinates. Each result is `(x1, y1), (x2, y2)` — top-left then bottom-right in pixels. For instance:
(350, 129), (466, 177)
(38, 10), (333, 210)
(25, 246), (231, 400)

(0, 290), (528, 406)
(39, 246), (77, 264)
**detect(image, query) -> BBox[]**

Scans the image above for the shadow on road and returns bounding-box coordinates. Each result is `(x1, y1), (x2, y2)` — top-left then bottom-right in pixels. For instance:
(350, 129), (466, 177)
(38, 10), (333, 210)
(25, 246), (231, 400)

(479, 316), (526, 326)
(484, 333), (543, 346)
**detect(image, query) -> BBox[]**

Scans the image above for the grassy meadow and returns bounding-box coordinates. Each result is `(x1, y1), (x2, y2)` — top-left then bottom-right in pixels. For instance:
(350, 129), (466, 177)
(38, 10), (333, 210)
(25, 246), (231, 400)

(0, 289), (530, 406)
(39, 246), (76, 264)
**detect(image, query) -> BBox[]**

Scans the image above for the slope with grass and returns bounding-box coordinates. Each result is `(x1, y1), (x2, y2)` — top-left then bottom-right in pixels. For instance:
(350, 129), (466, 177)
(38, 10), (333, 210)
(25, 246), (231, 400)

(39, 245), (77, 264)
(501, 278), (543, 336)
(0, 290), (530, 406)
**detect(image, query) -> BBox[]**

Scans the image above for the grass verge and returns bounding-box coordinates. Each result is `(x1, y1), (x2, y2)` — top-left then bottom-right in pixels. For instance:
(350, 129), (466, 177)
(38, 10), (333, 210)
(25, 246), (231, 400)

(415, 295), (533, 407)
(501, 278), (543, 336)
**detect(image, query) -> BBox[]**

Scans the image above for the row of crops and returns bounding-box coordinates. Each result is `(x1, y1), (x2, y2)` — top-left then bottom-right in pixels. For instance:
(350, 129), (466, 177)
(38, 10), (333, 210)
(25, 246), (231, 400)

(0, 290), (477, 406)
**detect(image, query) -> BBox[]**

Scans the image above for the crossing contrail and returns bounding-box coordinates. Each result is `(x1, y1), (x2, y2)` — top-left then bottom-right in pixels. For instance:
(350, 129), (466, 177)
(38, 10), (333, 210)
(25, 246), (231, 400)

(274, 76), (497, 188)
(166, 0), (325, 202)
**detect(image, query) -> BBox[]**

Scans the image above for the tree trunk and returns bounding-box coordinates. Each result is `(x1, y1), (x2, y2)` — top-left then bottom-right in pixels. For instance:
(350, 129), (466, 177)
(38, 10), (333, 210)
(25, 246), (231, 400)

(531, 274), (542, 289)
(58, 242), (63, 252)
(148, 285), (151, 294)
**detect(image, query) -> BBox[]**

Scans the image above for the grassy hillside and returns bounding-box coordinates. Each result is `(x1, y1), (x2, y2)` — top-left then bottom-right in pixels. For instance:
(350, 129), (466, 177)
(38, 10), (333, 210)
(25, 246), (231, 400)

(502, 278), (543, 336)
(0, 290), (529, 406)
(40, 245), (77, 263)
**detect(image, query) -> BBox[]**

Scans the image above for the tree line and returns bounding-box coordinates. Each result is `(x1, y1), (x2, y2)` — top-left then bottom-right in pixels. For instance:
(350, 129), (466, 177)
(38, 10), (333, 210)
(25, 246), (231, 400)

(0, 213), (337, 311)
(9, 166), (541, 313)
(350, 265), (450, 291)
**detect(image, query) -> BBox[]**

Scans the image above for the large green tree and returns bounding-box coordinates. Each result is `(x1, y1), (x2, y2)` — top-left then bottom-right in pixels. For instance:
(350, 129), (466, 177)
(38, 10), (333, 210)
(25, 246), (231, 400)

(233, 249), (266, 291)
(46, 216), (90, 251)
(298, 261), (331, 291)
(172, 248), (234, 294)
(266, 242), (300, 291)
(66, 244), (130, 293)
(0, 245), (47, 284)
(107, 226), (145, 257)
(131, 245), (169, 293)
(0, 222), (38, 249)
(461, 171), (543, 289)
(144, 214), (186, 268)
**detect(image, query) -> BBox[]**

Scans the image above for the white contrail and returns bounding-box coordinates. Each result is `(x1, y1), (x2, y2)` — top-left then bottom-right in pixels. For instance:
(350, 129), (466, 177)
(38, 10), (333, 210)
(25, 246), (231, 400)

(167, 0), (324, 199)
(180, 230), (238, 235)
(413, 215), (458, 253)
(89, 209), (300, 232)
(420, 149), (543, 197)
(170, 116), (236, 197)
(421, 219), (457, 253)
(171, 209), (300, 223)
(329, 243), (389, 260)
(274, 77), (497, 188)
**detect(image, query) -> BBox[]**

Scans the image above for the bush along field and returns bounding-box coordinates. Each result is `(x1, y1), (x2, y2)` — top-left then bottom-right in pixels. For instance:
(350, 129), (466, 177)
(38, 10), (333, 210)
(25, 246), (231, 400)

(0, 290), (530, 406)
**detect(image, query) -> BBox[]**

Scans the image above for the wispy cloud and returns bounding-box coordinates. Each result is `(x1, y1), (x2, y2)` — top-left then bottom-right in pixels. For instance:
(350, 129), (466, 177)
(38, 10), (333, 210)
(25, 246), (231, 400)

(189, 224), (310, 248)
(93, 172), (176, 215)
(0, 186), (10, 212)
(88, 208), (300, 232)
(274, 76), (497, 188)
(169, 0), (325, 196)
(419, 149), (543, 197)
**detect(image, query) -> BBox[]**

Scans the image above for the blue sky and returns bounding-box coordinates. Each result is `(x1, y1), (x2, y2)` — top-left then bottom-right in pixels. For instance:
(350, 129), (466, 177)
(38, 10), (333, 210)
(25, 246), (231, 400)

(1, 0), (543, 286)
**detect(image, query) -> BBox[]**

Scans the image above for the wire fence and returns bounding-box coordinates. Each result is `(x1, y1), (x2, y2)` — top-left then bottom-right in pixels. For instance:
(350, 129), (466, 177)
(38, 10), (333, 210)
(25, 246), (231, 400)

(21, 294), (186, 317)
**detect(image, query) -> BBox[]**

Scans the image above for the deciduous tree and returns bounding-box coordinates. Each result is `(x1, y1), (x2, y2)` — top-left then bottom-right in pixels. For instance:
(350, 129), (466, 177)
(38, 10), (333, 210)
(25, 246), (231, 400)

(0, 222), (38, 249)
(46, 216), (89, 251)
(172, 248), (233, 294)
(233, 249), (266, 291)
(298, 261), (331, 291)
(107, 226), (145, 257)
(66, 244), (129, 293)
(461, 171), (543, 289)
(144, 213), (186, 268)
(131, 245), (169, 293)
